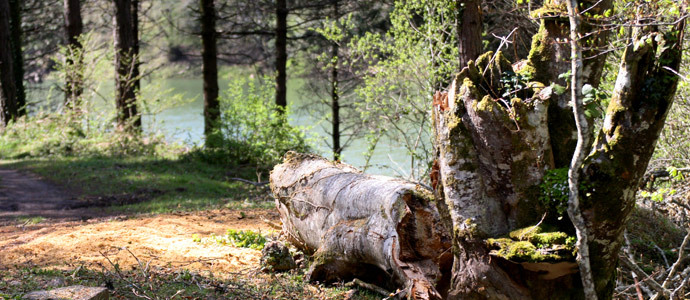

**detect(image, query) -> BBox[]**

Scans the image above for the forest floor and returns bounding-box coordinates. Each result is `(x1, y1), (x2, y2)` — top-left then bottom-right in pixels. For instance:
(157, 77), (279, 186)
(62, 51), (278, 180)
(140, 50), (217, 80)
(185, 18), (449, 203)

(0, 165), (373, 299)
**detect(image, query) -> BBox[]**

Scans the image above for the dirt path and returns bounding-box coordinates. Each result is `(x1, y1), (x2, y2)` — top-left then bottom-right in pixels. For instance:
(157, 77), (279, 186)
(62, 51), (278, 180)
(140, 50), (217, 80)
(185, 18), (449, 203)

(0, 168), (93, 223)
(0, 168), (280, 275)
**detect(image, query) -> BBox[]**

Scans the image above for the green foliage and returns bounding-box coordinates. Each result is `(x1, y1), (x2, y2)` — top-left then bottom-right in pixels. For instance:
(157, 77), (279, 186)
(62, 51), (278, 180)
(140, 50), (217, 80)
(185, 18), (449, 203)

(0, 112), (166, 159)
(639, 166), (686, 202)
(349, 0), (458, 178)
(196, 229), (268, 250)
(196, 76), (310, 169)
(539, 168), (570, 217)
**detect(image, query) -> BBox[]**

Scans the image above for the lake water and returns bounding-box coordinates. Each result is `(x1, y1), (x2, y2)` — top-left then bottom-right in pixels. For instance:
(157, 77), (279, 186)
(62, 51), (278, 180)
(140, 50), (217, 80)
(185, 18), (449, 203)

(27, 78), (416, 177)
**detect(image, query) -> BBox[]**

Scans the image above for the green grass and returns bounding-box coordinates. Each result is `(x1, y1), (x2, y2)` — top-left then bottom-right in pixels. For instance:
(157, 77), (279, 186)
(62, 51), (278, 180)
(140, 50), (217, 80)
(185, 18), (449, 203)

(0, 155), (272, 214)
(16, 216), (45, 225)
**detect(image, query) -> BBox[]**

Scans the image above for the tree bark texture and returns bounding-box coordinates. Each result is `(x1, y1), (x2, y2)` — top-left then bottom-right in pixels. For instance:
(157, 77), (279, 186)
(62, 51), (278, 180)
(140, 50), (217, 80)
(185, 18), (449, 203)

(271, 152), (452, 300)
(274, 0), (287, 110)
(0, 0), (18, 126)
(431, 4), (685, 300)
(200, 0), (220, 146)
(63, 0), (84, 109)
(113, 0), (141, 131)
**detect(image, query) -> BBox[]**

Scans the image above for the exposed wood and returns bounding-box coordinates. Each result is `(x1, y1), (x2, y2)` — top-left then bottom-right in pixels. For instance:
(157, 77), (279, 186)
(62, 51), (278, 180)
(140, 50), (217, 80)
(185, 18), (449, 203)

(270, 152), (451, 300)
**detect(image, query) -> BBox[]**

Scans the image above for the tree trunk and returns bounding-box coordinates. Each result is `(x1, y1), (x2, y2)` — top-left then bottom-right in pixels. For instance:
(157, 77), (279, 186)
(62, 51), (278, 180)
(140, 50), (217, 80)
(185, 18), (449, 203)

(8, 0), (24, 116)
(113, 0), (141, 131)
(0, 0), (18, 126)
(63, 0), (84, 109)
(200, 0), (220, 147)
(330, 0), (340, 160)
(456, 0), (482, 69)
(274, 0), (287, 111)
(271, 152), (452, 300)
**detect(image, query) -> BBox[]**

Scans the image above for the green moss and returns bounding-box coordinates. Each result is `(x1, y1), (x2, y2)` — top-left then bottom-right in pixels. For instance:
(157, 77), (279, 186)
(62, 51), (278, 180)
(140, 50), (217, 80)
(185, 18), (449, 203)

(489, 224), (576, 262)
(531, 231), (568, 245)
(509, 225), (543, 240)
(525, 25), (556, 84)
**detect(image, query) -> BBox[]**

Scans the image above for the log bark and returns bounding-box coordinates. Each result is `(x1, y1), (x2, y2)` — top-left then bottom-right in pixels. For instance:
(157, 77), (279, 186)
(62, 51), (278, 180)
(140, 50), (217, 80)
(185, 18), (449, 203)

(270, 152), (452, 300)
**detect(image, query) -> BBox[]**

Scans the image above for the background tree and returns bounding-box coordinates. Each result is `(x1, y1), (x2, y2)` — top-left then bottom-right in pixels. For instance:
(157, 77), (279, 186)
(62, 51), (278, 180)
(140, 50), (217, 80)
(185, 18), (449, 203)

(8, 0), (25, 116)
(63, 0), (84, 109)
(113, 0), (141, 131)
(200, 0), (220, 147)
(0, 0), (18, 126)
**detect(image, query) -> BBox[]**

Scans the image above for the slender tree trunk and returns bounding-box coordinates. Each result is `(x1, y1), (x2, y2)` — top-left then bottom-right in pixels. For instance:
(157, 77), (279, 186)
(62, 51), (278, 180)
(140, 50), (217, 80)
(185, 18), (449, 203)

(8, 0), (24, 116)
(113, 0), (140, 131)
(130, 0), (140, 99)
(330, 0), (340, 160)
(200, 0), (220, 147)
(564, 1), (596, 298)
(456, 0), (482, 70)
(63, 0), (84, 109)
(0, 0), (18, 126)
(275, 0), (287, 111)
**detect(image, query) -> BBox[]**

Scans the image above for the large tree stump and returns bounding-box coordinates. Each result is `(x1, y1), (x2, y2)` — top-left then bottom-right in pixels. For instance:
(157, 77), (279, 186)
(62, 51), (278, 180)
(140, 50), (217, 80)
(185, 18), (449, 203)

(270, 152), (452, 300)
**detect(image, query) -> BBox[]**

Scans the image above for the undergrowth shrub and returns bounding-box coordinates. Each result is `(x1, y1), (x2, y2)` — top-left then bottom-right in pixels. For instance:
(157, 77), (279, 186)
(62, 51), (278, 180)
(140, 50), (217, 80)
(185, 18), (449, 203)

(190, 76), (310, 170)
(0, 112), (167, 159)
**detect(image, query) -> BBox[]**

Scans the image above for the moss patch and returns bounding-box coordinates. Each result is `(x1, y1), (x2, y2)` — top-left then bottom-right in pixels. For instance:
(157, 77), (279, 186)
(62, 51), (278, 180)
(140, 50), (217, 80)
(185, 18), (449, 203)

(487, 225), (576, 263)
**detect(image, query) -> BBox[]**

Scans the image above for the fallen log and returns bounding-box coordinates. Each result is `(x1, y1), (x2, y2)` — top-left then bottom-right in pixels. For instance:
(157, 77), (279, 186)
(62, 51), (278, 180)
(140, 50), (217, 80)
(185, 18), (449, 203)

(270, 152), (452, 300)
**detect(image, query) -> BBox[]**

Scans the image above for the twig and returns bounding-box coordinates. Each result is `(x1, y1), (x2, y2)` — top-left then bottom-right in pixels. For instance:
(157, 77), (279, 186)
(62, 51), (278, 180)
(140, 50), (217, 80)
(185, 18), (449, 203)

(652, 242), (671, 269)
(619, 255), (668, 297)
(261, 217), (282, 230)
(662, 230), (690, 289)
(345, 278), (390, 296)
(228, 177), (270, 187)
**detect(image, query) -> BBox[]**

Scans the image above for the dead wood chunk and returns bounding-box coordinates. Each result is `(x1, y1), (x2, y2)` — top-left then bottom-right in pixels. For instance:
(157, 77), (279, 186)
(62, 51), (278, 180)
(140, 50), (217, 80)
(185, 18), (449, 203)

(23, 285), (109, 300)
(261, 241), (296, 272)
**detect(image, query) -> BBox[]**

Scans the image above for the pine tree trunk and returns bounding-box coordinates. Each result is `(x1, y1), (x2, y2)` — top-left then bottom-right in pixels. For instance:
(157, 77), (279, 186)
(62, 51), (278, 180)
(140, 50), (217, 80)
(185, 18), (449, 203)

(200, 0), (220, 147)
(0, 0), (18, 126)
(113, 0), (140, 131)
(64, 0), (84, 109)
(274, 0), (287, 111)
(330, 0), (340, 160)
(8, 0), (24, 116)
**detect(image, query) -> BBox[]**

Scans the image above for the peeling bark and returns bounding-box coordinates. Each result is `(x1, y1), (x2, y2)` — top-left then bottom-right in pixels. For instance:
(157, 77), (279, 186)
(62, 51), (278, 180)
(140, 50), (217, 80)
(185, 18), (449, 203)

(270, 152), (452, 300)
